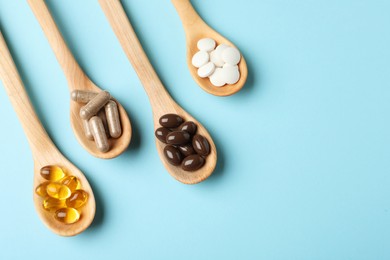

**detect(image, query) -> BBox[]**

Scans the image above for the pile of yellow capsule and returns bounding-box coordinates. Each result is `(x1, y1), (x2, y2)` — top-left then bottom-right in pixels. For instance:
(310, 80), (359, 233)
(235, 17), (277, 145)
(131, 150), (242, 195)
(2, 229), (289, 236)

(35, 165), (88, 224)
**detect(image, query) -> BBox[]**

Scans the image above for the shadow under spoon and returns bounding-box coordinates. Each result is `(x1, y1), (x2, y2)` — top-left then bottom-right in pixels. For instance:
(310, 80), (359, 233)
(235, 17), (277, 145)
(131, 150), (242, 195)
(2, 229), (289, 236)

(0, 32), (95, 236)
(28, 0), (132, 159)
(99, 0), (217, 184)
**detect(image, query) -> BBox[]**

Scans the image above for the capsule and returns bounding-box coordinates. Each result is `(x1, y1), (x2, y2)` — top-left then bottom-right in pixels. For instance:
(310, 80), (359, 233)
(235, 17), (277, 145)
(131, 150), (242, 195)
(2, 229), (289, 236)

(181, 154), (205, 171)
(40, 166), (65, 181)
(159, 114), (184, 128)
(66, 190), (88, 208)
(55, 208), (80, 224)
(70, 90), (98, 103)
(89, 116), (109, 152)
(60, 176), (80, 192)
(43, 197), (66, 212)
(192, 134), (211, 156)
(163, 145), (183, 166)
(98, 108), (110, 135)
(80, 91), (111, 120)
(35, 181), (50, 197)
(82, 119), (94, 140)
(105, 100), (122, 138)
(155, 127), (170, 144)
(46, 183), (71, 200)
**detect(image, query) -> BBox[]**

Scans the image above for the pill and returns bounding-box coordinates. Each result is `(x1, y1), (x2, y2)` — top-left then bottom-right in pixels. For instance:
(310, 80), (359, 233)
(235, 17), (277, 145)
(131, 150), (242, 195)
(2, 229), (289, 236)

(46, 183), (71, 200)
(80, 91), (111, 120)
(192, 51), (209, 68)
(192, 134), (211, 156)
(40, 166), (65, 181)
(105, 100), (122, 138)
(223, 63), (238, 70)
(197, 62), (215, 78)
(35, 181), (50, 197)
(163, 145), (183, 166)
(60, 176), (80, 192)
(55, 208), (80, 224)
(178, 144), (196, 157)
(222, 47), (241, 65)
(43, 197), (66, 212)
(209, 68), (226, 87)
(215, 44), (229, 53)
(210, 50), (225, 67)
(89, 116), (110, 152)
(220, 65), (240, 84)
(155, 127), (170, 143)
(166, 131), (191, 145)
(181, 154), (205, 171)
(179, 121), (197, 135)
(82, 119), (94, 140)
(66, 190), (88, 209)
(98, 109), (110, 135)
(159, 114), (184, 128)
(70, 90), (98, 103)
(197, 38), (216, 52)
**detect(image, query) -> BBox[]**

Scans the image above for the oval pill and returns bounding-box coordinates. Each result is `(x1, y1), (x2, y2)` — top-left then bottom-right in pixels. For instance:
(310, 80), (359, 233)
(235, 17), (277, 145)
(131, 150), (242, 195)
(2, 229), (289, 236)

(197, 38), (216, 52)
(164, 145), (183, 166)
(222, 47), (241, 65)
(80, 91), (111, 120)
(55, 208), (80, 225)
(192, 51), (209, 68)
(155, 127), (170, 143)
(159, 114), (184, 128)
(192, 134), (211, 156)
(209, 68), (226, 87)
(181, 154), (205, 171)
(198, 62), (215, 78)
(178, 144), (196, 157)
(105, 100), (122, 138)
(179, 121), (197, 135)
(89, 116), (110, 152)
(166, 131), (191, 145)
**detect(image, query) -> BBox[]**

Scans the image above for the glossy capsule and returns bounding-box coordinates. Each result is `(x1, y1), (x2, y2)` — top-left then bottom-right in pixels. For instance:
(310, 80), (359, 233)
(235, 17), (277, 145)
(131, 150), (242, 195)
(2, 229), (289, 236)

(55, 208), (80, 224)
(159, 114), (184, 128)
(163, 145), (183, 166)
(155, 127), (170, 143)
(46, 183), (71, 200)
(179, 121), (197, 135)
(192, 134), (211, 156)
(166, 131), (191, 145)
(43, 197), (66, 212)
(40, 166), (65, 181)
(66, 190), (88, 209)
(60, 176), (80, 192)
(181, 154), (205, 171)
(35, 181), (50, 198)
(178, 144), (196, 157)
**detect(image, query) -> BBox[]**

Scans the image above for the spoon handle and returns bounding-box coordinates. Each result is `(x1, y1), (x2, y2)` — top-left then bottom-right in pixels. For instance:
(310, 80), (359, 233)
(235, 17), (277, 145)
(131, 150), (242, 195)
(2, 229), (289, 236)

(171, 0), (208, 35)
(98, 0), (173, 111)
(0, 32), (58, 158)
(27, 0), (86, 89)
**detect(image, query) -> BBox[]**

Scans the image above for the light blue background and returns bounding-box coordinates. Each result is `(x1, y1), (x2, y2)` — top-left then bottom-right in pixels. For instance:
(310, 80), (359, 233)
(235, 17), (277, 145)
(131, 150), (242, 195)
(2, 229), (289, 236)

(0, 0), (389, 259)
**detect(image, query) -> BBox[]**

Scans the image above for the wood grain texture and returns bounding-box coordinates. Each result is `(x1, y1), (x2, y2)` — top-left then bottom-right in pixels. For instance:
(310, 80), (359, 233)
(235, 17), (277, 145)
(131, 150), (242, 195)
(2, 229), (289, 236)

(0, 32), (95, 236)
(27, 0), (132, 159)
(99, 0), (217, 184)
(172, 0), (247, 96)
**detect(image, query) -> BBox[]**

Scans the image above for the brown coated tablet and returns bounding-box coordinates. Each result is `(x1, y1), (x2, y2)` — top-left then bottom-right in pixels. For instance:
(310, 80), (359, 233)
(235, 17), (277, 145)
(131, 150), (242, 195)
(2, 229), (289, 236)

(159, 114), (184, 128)
(181, 154), (205, 171)
(179, 121), (197, 135)
(163, 145), (183, 166)
(166, 131), (191, 145)
(192, 134), (210, 156)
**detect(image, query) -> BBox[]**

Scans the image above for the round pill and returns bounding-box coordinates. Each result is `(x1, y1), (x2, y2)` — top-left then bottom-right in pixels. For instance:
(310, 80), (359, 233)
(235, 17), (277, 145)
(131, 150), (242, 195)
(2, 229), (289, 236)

(222, 47), (241, 65)
(220, 65), (240, 85)
(223, 63), (238, 70)
(215, 44), (229, 53)
(198, 62), (215, 78)
(210, 50), (224, 67)
(197, 38), (216, 52)
(209, 68), (225, 87)
(192, 51), (209, 68)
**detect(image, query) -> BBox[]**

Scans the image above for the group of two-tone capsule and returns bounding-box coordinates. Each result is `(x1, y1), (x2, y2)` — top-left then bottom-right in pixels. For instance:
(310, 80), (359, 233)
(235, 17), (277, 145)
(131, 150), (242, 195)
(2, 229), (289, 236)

(71, 90), (122, 152)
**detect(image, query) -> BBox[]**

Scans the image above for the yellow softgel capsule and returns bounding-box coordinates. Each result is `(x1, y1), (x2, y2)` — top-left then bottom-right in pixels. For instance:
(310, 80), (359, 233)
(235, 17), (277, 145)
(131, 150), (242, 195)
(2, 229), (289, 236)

(66, 190), (88, 208)
(43, 197), (66, 212)
(40, 166), (65, 181)
(60, 176), (80, 192)
(55, 208), (80, 224)
(35, 181), (50, 197)
(46, 183), (71, 200)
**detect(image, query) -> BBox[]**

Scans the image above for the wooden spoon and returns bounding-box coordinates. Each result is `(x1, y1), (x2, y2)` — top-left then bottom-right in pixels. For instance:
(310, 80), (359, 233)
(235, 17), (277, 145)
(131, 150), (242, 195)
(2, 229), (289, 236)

(172, 0), (248, 97)
(27, 0), (132, 159)
(99, 0), (217, 184)
(0, 32), (95, 236)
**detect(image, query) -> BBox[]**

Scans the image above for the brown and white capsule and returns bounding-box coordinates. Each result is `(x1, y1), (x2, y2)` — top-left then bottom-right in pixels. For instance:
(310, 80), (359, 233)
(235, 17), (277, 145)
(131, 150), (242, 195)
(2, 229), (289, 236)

(104, 100), (122, 138)
(89, 116), (109, 152)
(80, 91), (111, 120)
(82, 119), (94, 140)
(71, 90), (98, 103)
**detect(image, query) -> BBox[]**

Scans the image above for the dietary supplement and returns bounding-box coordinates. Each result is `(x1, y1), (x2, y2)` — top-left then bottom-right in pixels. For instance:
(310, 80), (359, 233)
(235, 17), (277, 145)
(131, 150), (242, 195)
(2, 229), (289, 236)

(155, 113), (212, 171)
(35, 165), (88, 225)
(71, 89), (123, 153)
(192, 38), (241, 87)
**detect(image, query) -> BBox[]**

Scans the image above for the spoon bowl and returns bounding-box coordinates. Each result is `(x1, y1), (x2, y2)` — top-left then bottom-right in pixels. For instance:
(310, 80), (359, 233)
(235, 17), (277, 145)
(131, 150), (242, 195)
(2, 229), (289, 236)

(0, 31), (95, 236)
(172, 0), (248, 97)
(99, 0), (217, 184)
(28, 0), (132, 159)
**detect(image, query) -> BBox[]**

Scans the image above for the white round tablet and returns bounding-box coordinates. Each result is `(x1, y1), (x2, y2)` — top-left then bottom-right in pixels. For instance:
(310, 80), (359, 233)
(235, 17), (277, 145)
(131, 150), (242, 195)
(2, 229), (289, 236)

(198, 62), (216, 78)
(222, 47), (241, 65)
(192, 51), (209, 68)
(197, 38), (216, 52)
(210, 50), (225, 67)
(220, 65), (240, 84)
(209, 68), (226, 87)
(215, 44), (229, 53)
(223, 63), (238, 70)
